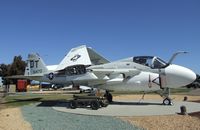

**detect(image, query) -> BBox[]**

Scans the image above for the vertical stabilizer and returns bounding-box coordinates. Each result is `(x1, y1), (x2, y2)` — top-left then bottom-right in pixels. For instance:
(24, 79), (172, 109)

(24, 53), (48, 76)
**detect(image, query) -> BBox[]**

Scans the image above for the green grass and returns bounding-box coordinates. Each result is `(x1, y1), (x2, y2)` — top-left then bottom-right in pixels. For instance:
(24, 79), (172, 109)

(111, 87), (191, 96)
(170, 88), (191, 93)
(1, 87), (191, 107)
(2, 93), (73, 107)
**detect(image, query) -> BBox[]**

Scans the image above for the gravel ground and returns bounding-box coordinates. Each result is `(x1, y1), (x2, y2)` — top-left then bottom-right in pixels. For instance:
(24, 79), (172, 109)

(21, 103), (142, 130)
(120, 115), (200, 130)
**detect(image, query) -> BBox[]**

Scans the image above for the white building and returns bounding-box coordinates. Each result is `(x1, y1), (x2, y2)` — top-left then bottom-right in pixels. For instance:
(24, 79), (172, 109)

(0, 77), (3, 87)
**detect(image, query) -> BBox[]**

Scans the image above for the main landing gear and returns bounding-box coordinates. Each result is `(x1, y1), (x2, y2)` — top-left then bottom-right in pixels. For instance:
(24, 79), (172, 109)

(159, 88), (173, 105)
(104, 90), (113, 103)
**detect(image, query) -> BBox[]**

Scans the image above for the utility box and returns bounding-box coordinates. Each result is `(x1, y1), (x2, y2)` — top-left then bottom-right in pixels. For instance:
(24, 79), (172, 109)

(17, 80), (27, 92)
(9, 84), (16, 93)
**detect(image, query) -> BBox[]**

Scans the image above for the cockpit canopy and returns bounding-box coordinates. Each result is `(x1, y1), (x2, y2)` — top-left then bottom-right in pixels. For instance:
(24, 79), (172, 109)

(133, 56), (168, 69)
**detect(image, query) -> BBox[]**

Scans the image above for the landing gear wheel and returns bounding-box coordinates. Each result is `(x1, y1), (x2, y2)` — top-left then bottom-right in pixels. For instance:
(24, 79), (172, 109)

(163, 98), (172, 105)
(104, 91), (113, 103)
(107, 93), (113, 103)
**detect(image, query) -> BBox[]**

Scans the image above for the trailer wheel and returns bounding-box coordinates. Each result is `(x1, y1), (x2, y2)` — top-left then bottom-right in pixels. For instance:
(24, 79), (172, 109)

(101, 102), (108, 107)
(91, 101), (100, 110)
(100, 100), (109, 107)
(70, 101), (77, 109)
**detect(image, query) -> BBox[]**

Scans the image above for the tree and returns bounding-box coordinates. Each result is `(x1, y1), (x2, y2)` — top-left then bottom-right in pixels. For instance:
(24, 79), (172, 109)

(9, 56), (26, 76)
(0, 64), (10, 77)
(0, 55), (26, 85)
(0, 64), (11, 85)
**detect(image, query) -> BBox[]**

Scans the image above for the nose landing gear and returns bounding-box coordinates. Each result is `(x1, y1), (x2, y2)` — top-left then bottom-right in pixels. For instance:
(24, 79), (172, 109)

(159, 88), (173, 105)
(163, 98), (172, 105)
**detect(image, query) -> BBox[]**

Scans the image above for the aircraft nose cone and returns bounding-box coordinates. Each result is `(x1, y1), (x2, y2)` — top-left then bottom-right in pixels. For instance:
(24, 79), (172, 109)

(165, 64), (196, 87)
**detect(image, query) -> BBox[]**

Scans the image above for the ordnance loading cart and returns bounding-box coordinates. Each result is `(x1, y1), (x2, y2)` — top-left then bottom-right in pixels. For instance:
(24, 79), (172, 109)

(69, 95), (109, 110)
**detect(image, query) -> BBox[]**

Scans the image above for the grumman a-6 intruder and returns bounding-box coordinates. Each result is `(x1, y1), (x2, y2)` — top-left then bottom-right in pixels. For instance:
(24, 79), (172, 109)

(12, 45), (196, 105)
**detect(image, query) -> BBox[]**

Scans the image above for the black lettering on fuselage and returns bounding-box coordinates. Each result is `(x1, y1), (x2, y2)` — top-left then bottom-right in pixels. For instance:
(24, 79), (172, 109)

(30, 60), (39, 68)
(32, 69), (42, 74)
(35, 60), (39, 68)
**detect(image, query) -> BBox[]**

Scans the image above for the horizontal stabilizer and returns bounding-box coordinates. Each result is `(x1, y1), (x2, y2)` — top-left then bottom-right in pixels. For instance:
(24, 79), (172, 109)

(6, 75), (43, 79)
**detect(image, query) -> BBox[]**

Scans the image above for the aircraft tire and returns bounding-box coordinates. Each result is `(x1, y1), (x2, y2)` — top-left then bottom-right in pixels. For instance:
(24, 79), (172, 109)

(100, 99), (109, 107)
(104, 91), (113, 103)
(163, 98), (172, 105)
(107, 93), (113, 103)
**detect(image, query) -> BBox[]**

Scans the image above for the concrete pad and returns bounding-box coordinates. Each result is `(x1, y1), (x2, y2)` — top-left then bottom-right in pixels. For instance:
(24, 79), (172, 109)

(52, 100), (200, 116)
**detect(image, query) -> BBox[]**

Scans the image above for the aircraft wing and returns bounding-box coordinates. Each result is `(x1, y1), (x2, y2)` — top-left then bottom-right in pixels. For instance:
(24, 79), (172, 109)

(91, 68), (141, 78)
(87, 47), (109, 65)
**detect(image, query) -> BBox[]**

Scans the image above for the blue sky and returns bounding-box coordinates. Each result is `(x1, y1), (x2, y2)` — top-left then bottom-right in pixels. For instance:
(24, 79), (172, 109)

(0, 0), (200, 73)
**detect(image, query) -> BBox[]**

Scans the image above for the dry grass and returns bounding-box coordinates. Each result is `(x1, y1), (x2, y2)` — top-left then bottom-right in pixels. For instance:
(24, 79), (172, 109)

(0, 108), (32, 130)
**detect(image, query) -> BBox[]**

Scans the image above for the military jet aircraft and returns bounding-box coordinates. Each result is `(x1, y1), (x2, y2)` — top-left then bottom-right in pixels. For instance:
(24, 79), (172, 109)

(13, 45), (196, 105)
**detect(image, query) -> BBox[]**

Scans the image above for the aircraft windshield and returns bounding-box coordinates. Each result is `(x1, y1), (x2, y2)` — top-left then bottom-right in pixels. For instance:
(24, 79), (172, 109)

(133, 56), (167, 69)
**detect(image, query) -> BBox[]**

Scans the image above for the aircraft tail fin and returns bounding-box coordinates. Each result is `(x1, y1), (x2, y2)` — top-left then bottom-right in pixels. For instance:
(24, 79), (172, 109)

(56, 45), (109, 71)
(24, 53), (48, 76)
